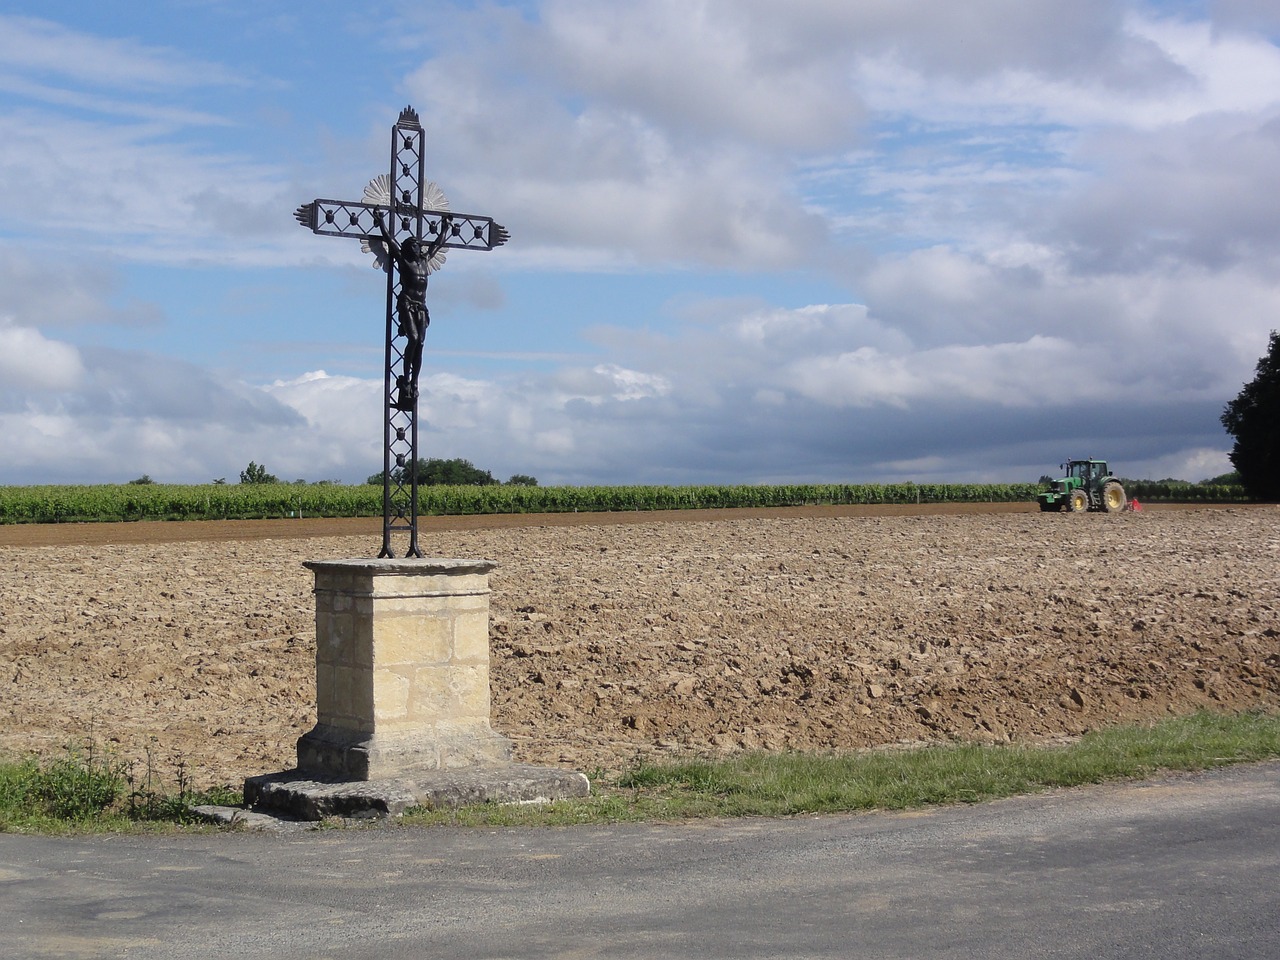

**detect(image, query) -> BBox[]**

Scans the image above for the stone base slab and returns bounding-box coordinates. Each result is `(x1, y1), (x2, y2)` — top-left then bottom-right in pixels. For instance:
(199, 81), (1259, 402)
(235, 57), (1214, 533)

(243, 764), (590, 821)
(191, 805), (314, 833)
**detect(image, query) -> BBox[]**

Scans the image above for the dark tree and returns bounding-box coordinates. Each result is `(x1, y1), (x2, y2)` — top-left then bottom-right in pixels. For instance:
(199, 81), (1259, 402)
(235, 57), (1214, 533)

(424, 458), (497, 485)
(1202, 471), (1242, 485)
(240, 461), (280, 485)
(367, 457), (498, 486)
(1221, 330), (1280, 501)
(505, 474), (539, 487)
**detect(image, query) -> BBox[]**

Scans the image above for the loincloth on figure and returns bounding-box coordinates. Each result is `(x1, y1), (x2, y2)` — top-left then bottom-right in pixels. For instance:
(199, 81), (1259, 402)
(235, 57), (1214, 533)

(396, 292), (430, 338)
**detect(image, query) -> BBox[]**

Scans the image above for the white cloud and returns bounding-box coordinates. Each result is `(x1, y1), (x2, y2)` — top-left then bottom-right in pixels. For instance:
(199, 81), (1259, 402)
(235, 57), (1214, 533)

(1210, 0), (1280, 35)
(399, 83), (830, 271)
(0, 287), (1244, 487)
(0, 318), (85, 391)
(785, 346), (919, 410)
(1045, 110), (1280, 273)
(784, 336), (1087, 410)
(528, 0), (867, 152)
(253, 289), (1241, 486)
(0, 247), (164, 329)
(532, 428), (575, 456)
(1139, 446), (1235, 483)
(590, 364), (671, 402)
(852, 9), (1280, 129)
(0, 112), (301, 265)
(0, 14), (247, 93)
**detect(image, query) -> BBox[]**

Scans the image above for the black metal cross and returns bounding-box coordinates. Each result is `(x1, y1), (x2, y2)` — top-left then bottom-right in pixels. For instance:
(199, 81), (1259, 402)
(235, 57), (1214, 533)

(294, 106), (508, 558)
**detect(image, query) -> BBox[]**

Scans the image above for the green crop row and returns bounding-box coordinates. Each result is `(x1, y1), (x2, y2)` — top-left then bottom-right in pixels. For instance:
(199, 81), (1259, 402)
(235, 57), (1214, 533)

(0, 480), (1251, 525)
(0, 484), (382, 524)
(412, 482), (1045, 516)
(0, 481), (1036, 524)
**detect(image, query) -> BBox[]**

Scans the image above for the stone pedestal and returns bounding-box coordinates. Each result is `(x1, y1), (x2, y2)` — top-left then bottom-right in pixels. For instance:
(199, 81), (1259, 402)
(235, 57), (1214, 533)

(295, 558), (513, 780)
(236, 555), (589, 823)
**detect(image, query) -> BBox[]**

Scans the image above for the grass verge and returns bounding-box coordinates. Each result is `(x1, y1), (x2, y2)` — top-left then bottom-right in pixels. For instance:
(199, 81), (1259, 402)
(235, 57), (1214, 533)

(2, 711), (1277, 833)
(0, 742), (240, 835)
(402, 710), (1280, 828)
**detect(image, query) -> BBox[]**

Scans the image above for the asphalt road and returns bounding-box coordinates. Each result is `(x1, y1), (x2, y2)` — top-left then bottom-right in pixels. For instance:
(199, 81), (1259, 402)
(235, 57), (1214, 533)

(3, 761), (1277, 959)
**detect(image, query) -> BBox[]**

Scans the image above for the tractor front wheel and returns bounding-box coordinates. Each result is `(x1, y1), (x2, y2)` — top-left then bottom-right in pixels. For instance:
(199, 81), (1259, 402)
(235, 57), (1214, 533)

(1102, 480), (1126, 513)
(1068, 489), (1089, 513)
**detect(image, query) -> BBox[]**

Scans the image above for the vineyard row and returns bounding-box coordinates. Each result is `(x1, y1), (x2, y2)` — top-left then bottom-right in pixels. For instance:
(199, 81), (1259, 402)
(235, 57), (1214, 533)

(0, 481), (1250, 525)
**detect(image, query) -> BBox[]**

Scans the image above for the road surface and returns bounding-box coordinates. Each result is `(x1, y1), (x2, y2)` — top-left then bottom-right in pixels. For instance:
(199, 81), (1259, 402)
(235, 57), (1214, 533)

(3, 761), (1277, 959)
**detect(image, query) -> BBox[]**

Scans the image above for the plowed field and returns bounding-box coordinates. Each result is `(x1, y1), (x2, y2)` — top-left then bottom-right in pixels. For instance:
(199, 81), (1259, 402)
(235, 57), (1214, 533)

(2, 504), (1277, 789)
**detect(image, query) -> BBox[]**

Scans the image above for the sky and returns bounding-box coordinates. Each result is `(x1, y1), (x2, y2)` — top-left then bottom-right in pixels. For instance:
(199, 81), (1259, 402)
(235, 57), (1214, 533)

(2, 0), (1280, 487)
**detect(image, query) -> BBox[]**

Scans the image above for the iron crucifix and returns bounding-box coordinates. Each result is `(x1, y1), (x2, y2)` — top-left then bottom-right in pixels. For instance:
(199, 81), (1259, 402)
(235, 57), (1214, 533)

(294, 105), (509, 557)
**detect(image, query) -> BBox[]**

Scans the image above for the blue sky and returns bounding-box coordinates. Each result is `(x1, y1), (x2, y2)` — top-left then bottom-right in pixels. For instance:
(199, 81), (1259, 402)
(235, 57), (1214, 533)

(3, 1), (1280, 486)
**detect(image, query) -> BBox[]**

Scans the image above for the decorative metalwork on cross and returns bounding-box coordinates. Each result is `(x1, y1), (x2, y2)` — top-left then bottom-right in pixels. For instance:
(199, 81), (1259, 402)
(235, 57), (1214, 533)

(294, 106), (509, 558)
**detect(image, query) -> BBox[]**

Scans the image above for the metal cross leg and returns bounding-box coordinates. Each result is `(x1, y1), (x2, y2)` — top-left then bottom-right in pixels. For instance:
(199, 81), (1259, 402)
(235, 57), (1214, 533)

(294, 106), (508, 558)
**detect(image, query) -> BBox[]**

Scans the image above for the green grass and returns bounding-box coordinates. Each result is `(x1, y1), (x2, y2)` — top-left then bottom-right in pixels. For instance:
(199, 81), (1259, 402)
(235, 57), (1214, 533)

(401, 710), (1280, 828)
(4, 712), (1277, 833)
(0, 742), (240, 834)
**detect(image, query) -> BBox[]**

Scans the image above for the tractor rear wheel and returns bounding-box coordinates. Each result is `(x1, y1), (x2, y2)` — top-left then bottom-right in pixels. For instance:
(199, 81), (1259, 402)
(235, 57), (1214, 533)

(1101, 481), (1126, 513)
(1068, 489), (1089, 513)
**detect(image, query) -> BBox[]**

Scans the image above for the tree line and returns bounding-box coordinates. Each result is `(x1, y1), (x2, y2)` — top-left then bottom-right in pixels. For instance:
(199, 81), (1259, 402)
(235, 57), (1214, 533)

(127, 458), (538, 488)
(365, 458), (537, 487)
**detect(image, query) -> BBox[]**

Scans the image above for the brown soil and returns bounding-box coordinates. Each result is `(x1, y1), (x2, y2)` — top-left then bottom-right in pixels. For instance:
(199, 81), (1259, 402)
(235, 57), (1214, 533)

(2, 504), (1277, 789)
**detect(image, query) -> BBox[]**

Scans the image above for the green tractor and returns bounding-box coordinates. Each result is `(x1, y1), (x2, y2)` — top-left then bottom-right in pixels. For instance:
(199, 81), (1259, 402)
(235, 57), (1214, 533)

(1037, 459), (1128, 513)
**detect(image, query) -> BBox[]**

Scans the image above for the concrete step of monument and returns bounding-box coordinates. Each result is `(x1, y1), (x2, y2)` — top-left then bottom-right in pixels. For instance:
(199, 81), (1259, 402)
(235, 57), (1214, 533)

(242, 764), (590, 822)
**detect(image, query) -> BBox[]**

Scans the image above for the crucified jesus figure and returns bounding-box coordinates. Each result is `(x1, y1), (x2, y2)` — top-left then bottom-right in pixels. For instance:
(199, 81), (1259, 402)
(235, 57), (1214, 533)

(375, 210), (453, 410)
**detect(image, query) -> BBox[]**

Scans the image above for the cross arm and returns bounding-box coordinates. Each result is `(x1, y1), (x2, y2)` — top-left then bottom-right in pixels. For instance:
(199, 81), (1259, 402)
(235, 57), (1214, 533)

(293, 199), (509, 251)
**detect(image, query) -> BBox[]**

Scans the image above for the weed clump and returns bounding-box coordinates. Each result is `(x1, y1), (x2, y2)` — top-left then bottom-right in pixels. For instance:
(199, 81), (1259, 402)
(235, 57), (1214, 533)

(0, 738), (239, 833)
